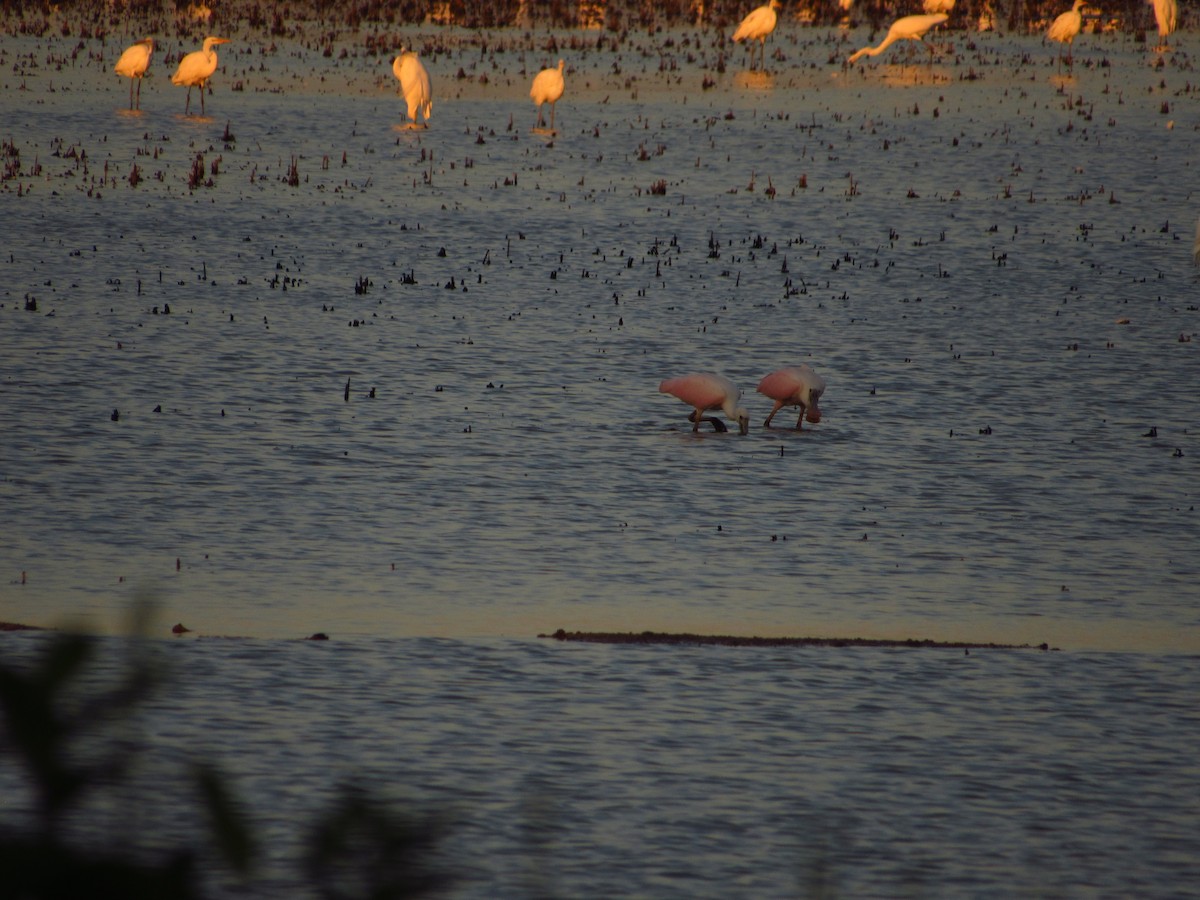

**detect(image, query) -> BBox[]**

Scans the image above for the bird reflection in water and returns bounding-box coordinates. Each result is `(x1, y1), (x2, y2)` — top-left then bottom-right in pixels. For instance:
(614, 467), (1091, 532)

(733, 70), (775, 91)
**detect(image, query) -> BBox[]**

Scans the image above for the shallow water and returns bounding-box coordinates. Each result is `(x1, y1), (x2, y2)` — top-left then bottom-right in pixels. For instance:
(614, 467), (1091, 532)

(2, 630), (1199, 898)
(2, 25), (1199, 654)
(2, 20), (1200, 897)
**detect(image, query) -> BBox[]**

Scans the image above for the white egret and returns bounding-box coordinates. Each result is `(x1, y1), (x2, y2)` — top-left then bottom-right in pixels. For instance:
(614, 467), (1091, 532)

(530, 59), (565, 132)
(171, 36), (228, 116)
(392, 50), (432, 128)
(1148, 0), (1177, 50)
(923, 0), (956, 12)
(114, 38), (154, 110)
(1047, 0), (1086, 69)
(732, 0), (782, 72)
(847, 13), (949, 65)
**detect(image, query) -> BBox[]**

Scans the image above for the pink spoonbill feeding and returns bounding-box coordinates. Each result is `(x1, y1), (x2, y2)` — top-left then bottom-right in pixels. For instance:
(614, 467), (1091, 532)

(659, 373), (750, 435)
(114, 37), (154, 110)
(171, 36), (228, 116)
(757, 365), (826, 429)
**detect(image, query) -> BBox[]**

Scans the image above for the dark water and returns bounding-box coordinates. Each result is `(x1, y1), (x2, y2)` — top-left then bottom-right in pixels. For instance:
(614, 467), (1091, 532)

(2, 630), (1199, 898)
(1, 22), (1199, 894)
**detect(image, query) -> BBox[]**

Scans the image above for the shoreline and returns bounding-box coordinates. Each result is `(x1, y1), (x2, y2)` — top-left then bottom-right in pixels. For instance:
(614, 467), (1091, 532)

(540, 629), (1054, 650)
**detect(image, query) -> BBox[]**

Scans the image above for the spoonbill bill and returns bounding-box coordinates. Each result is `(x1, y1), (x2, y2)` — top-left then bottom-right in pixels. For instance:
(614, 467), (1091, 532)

(732, 0), (782, 71)
(847, 13), (948, 65)
(114, 38), (154, 110)
(171, 36), (228, 116)
(531, 59), (566, 132)
(659, 373), (750, 435)
(392, 50), (432, 128)
(756, 366), (826, 429)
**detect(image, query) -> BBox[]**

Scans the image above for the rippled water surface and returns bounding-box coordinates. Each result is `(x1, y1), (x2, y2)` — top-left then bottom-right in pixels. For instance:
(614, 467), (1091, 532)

(3, 26), (1199, 650)
(2, 19), (1200, 896)
(3, 630), (1200, 898)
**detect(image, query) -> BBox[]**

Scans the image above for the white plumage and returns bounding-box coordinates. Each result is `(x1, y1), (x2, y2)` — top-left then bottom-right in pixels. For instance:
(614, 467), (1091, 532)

(392, 51), (432, 128)
(847, 13), (948, 65)
(171, 36), (228, 116)
(732, 1), (782, 71)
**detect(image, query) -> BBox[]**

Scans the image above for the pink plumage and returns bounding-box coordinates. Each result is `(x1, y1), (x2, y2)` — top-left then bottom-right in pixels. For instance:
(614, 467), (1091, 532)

(659, 372), (749, 435)
(756, 365), (826, 429)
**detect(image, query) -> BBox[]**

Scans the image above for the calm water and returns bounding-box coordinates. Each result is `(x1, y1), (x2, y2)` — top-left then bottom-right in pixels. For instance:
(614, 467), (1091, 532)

(2, 629), (1199, 898)
(1, 19), (1199, 895)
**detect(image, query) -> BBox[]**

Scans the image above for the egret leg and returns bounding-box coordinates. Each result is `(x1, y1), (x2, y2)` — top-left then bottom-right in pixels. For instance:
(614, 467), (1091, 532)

(549, 103), (556, 132)
(200, 82), (206, 116)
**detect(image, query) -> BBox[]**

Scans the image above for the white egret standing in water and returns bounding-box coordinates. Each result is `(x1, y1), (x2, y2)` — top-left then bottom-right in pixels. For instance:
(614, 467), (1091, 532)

(392, 50), (432, 128)
(732, 0), (782, 71)
(171, 36), (229, 116)
(530, 59), (565, 132)
(1148, 0), (1177, 50)
(1047, 0), (1087, 70)
(114, 38), (154, 110)
(847, 13), (949, 65)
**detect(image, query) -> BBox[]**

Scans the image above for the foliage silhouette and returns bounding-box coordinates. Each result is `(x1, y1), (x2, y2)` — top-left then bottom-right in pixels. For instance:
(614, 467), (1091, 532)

(0, 623), (449, 900)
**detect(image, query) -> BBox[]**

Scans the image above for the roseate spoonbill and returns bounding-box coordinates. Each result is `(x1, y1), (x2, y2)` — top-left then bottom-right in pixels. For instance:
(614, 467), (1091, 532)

(392, 50), (432, 128)
(732, 0), (782, 72)
(171, 36), (228, 116)
(114, 38), (153, 110)
(531, 59), (565, 132)
(847, 13), (948, 65)
(659, 373), (750, 435)
(757, 366), (826, 430)
(1047, 0), (1086, 68)
(1148, 0), (1177, 49)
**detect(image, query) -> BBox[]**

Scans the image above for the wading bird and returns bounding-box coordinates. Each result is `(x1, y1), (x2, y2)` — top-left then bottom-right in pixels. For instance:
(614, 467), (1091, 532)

(531, 59), (565, 132)
(732, 0), (782, 71)
(847, 13), (949, 65)
(756, 366), (826, 430)
(114, 37), (154, 110)
(1047, 0), (1087, 69)
(392, 50), (432, 128)
(659, 373), (750, 435)
(171, 36), (228, 116)
(1148, 0), (1177, 50)
(922, 0), (955, 12)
